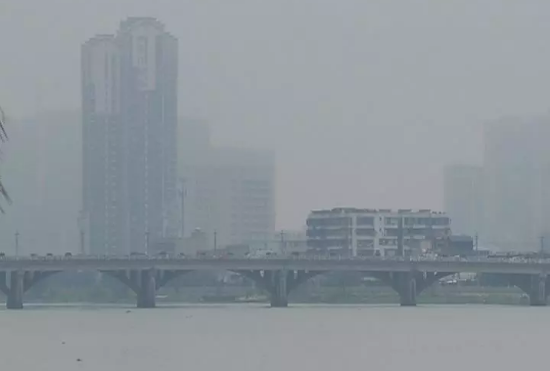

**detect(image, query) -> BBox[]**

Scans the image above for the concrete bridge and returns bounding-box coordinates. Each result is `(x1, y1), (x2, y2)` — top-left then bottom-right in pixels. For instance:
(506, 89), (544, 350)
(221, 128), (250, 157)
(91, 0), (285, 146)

(1, 256), (550, 309)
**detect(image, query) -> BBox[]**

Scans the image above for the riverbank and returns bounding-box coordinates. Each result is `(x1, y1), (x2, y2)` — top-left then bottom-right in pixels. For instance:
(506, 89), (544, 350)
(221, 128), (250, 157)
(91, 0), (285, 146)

(7, 285), (531, 306)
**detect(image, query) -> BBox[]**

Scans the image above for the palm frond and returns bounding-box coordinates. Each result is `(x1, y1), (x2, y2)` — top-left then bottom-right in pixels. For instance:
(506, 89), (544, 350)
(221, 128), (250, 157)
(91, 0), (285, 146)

(0, 106), (7, 141)
(0, 105), (10, 212)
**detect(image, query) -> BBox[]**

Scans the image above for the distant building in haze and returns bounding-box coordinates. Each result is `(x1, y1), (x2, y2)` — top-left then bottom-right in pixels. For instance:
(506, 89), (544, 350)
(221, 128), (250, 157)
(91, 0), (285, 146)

(0, 111), (81, 255)
(178, 120), (276, 251)
(81, 17), (178, 255)
(443, 164), (483, 238)
(483, 116), (550, 251)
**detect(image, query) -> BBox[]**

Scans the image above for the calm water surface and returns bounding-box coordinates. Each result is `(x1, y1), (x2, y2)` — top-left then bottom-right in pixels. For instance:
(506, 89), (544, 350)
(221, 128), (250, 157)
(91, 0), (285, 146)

(0, 304), (547, 371)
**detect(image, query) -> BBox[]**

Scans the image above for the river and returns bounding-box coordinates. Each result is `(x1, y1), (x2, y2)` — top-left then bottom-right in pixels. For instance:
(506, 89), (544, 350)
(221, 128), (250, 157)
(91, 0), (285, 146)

(0, 304), (546, 370)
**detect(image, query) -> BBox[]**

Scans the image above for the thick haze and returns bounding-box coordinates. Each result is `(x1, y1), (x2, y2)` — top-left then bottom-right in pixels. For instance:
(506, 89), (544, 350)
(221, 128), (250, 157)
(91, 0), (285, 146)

(2, 0), (550, 235)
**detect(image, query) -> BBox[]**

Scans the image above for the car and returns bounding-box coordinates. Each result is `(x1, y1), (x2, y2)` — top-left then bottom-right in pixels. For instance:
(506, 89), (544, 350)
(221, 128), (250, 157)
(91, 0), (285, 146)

(130, 252), (147, 257)
(64, 252), (72, 258)
(30, 253), (37, 258)
(0, 252), (5, 258)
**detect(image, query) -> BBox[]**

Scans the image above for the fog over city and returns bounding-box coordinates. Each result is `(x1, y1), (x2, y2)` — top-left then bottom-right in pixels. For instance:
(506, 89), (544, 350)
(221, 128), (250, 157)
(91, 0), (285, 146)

(3, 0), (550, 253)
(5, 3), (550, 370)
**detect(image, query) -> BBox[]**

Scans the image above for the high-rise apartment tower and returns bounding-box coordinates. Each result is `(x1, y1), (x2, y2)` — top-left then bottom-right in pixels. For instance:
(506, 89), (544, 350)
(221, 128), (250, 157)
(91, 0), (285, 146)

(82, 17), (178, 255)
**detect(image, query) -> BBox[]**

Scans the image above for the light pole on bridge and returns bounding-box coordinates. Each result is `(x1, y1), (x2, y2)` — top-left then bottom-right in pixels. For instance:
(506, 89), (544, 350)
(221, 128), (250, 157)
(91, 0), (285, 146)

(214, 230), (217, 251)
(280, 230), (286, 255)
(146, 230), (150, 254)
(15, 231), (19, 257)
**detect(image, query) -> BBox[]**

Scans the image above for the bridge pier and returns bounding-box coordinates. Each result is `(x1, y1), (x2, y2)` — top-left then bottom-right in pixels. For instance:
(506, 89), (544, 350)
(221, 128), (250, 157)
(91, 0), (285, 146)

(6, 271), (24, 310)
(235, 269), (323, 308)
(104, 269), (190, 309)
(506, 273), (548, 306)
(370, 271), (454, 307)
(0, 270), (59, 309)
(397, 272), (417, 307)
(529, 274), (546, 307)
(135, 269), (156, 309)
(270, 270), (288, 308)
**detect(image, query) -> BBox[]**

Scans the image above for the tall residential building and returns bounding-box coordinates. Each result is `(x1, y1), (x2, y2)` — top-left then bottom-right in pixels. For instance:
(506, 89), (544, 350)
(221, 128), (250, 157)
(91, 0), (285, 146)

(443, 164), (483, 237)
(306, 208), (451, 256)
(82, 18), (178, 255)
(178, 120), (276, 250)
(483, 116), (550, 251)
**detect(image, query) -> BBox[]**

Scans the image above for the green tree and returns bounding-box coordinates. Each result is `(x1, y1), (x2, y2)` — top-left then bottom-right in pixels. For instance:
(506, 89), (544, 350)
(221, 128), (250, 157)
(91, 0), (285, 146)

(0, 106), (11, 211)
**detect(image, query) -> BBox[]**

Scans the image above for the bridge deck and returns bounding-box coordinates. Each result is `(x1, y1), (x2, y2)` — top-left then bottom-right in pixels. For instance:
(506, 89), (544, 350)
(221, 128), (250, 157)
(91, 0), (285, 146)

(0, 257), (549, 275)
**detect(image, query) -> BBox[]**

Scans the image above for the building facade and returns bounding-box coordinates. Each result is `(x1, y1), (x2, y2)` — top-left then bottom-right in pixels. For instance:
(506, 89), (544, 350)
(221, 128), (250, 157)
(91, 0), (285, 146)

(178, 120), (276, 251)
(82, 18), (178, 255)
(443, 164), (483, 237)
(483, 116), (550, 251)
(306, 208), (451, 256)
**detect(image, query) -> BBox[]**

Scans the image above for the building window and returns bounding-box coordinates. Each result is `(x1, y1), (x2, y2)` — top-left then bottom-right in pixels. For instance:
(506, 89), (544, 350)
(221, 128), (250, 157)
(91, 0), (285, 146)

(137, 36), (148, 67)
(356, 216), (374, 225)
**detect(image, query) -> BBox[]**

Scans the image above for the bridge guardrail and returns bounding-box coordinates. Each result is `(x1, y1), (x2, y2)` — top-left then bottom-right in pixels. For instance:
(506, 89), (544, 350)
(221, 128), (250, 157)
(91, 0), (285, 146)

(0, 254), (550, 265)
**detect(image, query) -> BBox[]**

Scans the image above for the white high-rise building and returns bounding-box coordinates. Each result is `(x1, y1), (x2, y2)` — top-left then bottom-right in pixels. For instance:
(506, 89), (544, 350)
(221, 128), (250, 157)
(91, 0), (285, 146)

(82, 18), (178, 255)
(483, 116), (550, 251)
(178, 120), (276, 251)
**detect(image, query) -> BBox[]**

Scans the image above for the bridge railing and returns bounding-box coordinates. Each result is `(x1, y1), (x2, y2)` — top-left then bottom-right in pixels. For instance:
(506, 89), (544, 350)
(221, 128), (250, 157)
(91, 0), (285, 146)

(1, 254), (550, 265)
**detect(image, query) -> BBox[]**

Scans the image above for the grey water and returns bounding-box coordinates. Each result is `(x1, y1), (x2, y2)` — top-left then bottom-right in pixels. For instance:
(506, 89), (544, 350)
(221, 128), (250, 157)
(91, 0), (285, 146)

(0, 304), (546, 371)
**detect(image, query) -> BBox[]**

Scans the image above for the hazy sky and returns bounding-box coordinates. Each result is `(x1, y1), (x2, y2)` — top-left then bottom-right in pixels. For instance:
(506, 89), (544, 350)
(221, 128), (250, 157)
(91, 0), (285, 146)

(3, 0), (550, 229)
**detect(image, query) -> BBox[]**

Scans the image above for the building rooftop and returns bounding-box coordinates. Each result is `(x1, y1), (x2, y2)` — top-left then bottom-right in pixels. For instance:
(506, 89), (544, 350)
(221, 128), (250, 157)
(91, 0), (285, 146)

(82, 34), (115, 46)
(119, 17), (165, 33)
(310, 208), (446, 216)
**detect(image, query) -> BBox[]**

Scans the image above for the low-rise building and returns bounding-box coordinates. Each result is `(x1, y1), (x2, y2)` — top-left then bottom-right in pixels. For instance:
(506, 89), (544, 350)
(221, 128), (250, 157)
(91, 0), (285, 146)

(306, 208), (451, 256)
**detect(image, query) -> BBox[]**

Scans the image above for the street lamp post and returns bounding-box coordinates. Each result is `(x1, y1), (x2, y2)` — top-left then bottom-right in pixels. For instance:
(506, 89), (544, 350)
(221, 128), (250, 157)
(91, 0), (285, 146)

(179, 178), (186, 239)
(146, 230), (150, 254)
(77, 210), (86, 255)
(280, 230), (286, 256)
(15, 231), (19, 257)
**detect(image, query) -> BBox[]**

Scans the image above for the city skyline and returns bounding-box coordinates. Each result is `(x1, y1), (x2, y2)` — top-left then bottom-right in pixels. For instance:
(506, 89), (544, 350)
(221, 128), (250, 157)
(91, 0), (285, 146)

(5, 1), (550, 248)
(4, 0), (529, 230)
(2, 2), (550, 367)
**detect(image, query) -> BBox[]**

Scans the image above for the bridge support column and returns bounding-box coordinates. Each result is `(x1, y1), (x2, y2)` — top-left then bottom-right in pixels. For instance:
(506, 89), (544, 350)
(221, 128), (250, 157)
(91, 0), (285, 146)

(270, 270), (288, 308)
(7, 271), (24, 310)
(529, 274), (546, 307)
(371, 271), (453, 307)
(236, 269), (322, 308)
(507, 273), (548, 306)
(136, 269), (156, 309)
(397, 272), (417, 307)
